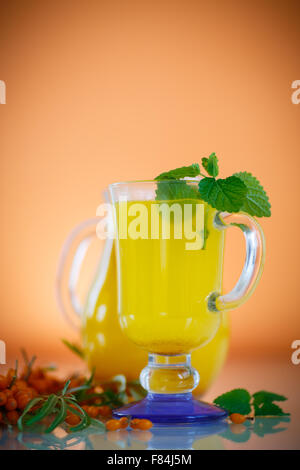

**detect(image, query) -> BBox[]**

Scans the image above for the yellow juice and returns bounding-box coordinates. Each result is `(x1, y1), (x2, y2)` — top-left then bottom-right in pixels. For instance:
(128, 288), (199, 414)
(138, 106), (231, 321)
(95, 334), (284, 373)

(82, 199), (229, 394)
(116, 199), (225, 355)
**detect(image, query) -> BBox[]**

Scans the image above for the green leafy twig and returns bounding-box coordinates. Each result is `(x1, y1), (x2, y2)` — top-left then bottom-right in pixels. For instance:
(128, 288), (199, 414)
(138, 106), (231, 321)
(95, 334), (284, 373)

(213, 388), (290, 418)
(252, 391), (290, 417)
(202, 153), (219, 177)
(155, 163), (202, 181)
(214, 389), (252, 416)
(18, 397), (45, 431)
(155, 154), (271, 217)
(17, 378), (104, 434)
(9, 360), (19, 388)
(62, 339), (85, 359)
(21, 351), (37, 381)
(70, 368), (95, 402)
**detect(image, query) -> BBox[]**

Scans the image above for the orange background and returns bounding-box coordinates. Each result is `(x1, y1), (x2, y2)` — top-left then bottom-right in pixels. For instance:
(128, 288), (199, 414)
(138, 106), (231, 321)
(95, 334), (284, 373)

(0, 0), (299, 367)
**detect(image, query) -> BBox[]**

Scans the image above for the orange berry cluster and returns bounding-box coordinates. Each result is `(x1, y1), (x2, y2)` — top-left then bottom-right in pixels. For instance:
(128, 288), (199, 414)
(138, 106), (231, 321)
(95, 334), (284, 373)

(63, 404), (112, 427)
(0, 366), (67, 426)
(105, 417), (153, 431)
(0, 371), (37, 425)
(0, 362), (151, 433)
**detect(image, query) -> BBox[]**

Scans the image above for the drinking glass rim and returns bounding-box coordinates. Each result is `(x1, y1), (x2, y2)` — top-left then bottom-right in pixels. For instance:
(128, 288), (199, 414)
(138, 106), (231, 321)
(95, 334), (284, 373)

(109, 178), (201, 188)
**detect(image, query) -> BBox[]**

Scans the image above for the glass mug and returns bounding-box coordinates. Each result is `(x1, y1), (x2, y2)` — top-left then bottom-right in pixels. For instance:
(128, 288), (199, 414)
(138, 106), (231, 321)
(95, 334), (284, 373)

(108, 180), (265, 423)
(56, 195), (230, 396)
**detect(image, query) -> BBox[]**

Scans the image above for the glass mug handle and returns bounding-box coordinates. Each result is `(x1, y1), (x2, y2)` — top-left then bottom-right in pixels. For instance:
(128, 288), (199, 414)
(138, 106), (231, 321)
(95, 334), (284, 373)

(208, 212), (266, 313)
(55, 216), (108, 330)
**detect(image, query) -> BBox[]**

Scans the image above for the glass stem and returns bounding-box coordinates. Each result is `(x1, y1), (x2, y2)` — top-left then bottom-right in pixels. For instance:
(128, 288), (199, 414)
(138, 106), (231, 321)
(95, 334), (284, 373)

(140, 353), (200, 394)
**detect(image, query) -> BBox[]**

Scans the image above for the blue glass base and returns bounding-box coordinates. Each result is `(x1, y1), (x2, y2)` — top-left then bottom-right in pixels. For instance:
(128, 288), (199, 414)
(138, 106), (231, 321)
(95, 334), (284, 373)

(113, 393), (227, 424)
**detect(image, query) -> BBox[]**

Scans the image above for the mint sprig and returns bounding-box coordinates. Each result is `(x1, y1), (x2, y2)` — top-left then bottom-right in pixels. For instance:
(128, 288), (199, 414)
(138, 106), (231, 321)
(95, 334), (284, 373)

(214, 389), (252, 415)
(213, 388), (290, 417)
(198, 176), (247, 213)
(155, 163), (201, 181)
(252, 391), (287, 404)
(155, 163), (202, 200)
(154, 154), (271, 217)
(233, 172), (271, 217)
(252, 391), (289, 417)
(155, 180), (201, 201)
(202, 153), (219, 177)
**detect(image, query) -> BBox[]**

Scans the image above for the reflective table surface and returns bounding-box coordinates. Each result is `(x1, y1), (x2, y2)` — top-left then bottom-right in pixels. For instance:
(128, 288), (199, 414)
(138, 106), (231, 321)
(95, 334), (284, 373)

(0, 357), (299, 450)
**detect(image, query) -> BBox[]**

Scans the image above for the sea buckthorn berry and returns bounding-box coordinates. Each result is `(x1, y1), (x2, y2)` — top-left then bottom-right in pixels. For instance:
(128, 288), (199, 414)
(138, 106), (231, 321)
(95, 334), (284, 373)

(106, 419), (121, 431)
(6, 369), (15, 383)
(136, 419), (153, 430)
(94, 385), (104, 394)
(10, 384), (19, 394)
(67, 403), (78, 413)
(87, 406), (99, 418)
(68, 379), (77, 389)
(29, 368), (45, 380)
(129, 418), (141, 429)
(16, 392), (31, 410)
(27, 388), (38, 398)
(0, 375), (9, 390)
(15, 380), (28, 390)
(6, 410), (20, 425)
(98, 405), (111, 417)
(5, 397), (18, 411)
(119, 417), (128, 428)
(0, 392), (7, 406)
(65, 413), (81, 426)
(16, 388), (33, 400)
(30, 379), (49, 394)
(230, 413), (247, 424)
(3, 389), (13, 398)
(14, 390), (26, 401)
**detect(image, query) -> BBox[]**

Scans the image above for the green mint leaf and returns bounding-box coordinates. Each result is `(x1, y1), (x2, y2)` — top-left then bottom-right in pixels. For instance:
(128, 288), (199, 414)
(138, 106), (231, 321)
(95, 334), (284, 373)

(234, 172), (271, 217)
(202, 153), (219, 177)
(254, 402), (290, 417)
(213, 388), (252, 415)
(155, 180), (200, 201)
(253, 390), (289, 417)
(155, 163), (200, 181)
(198, 176), (247, 213)
(252, 391), (287, 405)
